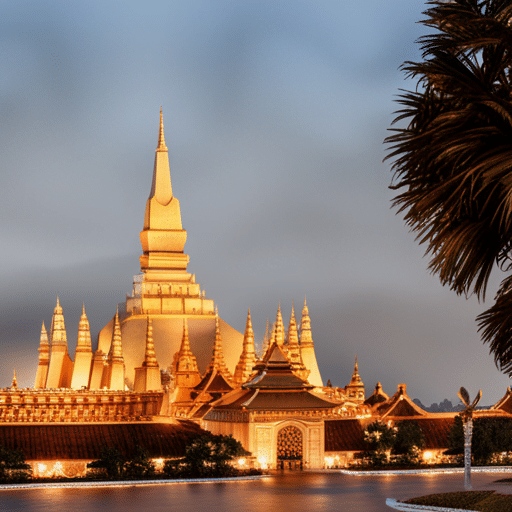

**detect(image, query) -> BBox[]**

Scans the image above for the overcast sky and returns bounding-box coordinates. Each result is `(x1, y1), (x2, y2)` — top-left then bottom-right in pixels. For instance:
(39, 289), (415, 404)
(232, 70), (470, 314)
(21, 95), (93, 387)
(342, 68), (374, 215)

(1, 0), (509, 406)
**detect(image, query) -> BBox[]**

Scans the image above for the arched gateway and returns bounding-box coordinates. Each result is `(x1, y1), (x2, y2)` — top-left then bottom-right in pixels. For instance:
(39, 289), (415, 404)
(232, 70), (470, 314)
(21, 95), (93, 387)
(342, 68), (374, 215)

(277, 425), (303, 470)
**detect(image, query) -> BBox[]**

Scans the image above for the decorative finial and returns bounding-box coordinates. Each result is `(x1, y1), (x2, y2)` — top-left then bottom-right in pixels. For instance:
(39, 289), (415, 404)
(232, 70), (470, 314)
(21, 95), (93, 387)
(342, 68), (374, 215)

(157, 106), (168, 151)
(11, 369), (17, 388)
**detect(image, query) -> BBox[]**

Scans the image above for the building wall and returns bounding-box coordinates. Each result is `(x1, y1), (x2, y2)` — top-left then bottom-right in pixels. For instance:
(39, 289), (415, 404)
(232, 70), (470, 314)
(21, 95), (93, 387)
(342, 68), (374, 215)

(246, 418), (326, 469)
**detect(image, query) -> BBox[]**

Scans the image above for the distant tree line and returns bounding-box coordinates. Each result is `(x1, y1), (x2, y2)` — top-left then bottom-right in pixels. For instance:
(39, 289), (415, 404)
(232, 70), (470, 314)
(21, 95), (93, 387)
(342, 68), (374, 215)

(447, 415), (512, 465)
(0, 433), (254, 484)
(87, 434), (252, 480)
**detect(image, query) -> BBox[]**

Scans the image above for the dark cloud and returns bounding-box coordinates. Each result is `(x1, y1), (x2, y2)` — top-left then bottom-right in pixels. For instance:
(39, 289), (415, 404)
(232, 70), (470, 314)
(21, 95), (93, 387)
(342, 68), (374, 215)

(1, 0), (507, 409)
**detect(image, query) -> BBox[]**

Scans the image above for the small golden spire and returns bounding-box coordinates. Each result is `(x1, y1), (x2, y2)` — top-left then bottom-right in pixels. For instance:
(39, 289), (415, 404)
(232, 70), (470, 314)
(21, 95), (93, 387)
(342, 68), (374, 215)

(176, 319), (199, 374)
(207, 309), (232, 381)
(261, 318), (270, 357)
(275, 303), (285, 346)
(233, 308), (257, 386)
(11, 369), (17, 389)
(157, 106), (168, 152)
(109, 307), (123, 360)
(350, 355), (363, 386)
(143, 317), (158, 367)
(300, 297), (312, 345)
(76, 302), (92, 351)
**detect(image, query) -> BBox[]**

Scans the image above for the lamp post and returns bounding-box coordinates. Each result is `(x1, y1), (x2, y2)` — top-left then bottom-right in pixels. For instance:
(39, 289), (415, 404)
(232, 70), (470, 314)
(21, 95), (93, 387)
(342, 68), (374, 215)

(457, 387), (482, 491)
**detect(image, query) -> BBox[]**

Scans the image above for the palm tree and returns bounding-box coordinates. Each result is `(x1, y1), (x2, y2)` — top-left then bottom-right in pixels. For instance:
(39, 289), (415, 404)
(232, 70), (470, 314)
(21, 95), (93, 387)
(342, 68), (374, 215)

(458, 387), (482, 490)
(386, 0), (512, 375)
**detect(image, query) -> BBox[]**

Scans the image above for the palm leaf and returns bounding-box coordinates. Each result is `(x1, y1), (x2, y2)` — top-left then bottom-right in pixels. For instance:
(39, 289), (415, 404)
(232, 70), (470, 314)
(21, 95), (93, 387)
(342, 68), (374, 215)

(386, 0), (512, 375)
(471, 389), (483, 408)
(458, 387), (471, 407)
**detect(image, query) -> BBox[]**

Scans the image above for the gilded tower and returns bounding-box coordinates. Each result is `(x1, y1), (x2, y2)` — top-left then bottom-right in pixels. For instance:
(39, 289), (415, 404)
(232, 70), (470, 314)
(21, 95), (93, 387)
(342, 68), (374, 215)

(34, 322), (50, 389)
(94, 109), (243, 387)
(345, 355), (365, 403)
(174, 319), (201, 388)
(104, 308), (125, 390)
(46, 298), (74, 389)
(70, 304), (93, 389)
(299, 298), (323, 387)
(285, 304), (310, 382)
(134, 318), (162, 392)
(233, 309), (257, 386)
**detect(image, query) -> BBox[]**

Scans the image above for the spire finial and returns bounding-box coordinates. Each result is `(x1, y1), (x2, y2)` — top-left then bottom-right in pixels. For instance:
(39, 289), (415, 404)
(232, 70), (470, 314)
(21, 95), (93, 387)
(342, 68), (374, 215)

(157, 106), (168, 151)
(11, 369), (17, 389)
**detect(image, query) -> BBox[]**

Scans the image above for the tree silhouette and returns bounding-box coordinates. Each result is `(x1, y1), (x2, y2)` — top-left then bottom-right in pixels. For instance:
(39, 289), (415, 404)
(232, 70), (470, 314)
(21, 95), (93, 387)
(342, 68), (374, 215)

(386, 0), (512, 375)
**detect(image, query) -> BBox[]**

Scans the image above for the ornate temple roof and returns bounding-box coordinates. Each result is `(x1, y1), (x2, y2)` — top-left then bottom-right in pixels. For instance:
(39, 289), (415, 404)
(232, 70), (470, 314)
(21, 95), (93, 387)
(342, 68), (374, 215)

(364, 382), (389, 408)
(205, 341), (338, 415)
(490, 386), (512, 415)
(376, 383), (428, 418)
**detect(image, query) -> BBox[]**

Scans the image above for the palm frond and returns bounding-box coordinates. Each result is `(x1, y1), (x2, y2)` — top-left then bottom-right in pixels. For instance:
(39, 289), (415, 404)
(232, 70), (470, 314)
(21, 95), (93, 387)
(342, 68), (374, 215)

(458, 387), (471, 407)
(386, 0), (512, 375)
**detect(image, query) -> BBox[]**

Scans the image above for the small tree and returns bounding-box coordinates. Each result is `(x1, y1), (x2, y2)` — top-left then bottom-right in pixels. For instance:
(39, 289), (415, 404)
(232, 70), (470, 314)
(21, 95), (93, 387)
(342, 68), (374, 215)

(363, 421), (395, 466)
(87, 446), (125, 479)
(209, 434), (249, 476)
(168, 434), (250, 478)
(447, 414), (464, 459)
(0, 446), (31, 482)
(124, 446), (155, 479)
(392, 421), (425, 465)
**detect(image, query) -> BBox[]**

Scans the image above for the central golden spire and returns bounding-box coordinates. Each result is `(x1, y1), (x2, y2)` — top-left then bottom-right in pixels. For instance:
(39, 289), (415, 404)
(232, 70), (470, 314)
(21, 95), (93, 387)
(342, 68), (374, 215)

(139, 108), (189, 277)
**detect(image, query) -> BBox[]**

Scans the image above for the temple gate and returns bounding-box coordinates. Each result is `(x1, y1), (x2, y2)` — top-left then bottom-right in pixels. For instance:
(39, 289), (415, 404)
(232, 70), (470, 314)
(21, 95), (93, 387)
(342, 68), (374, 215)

(277, 425), (303, 470)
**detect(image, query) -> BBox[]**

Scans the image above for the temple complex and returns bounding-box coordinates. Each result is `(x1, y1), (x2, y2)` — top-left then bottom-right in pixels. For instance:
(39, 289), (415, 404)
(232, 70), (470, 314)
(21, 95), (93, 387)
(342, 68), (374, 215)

(3, 109), (512, 474)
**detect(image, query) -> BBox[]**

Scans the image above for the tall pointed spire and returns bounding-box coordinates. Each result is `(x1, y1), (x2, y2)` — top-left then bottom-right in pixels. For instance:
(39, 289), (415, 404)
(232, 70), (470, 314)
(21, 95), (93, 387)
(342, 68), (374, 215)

(176, 319), (199, 373)
(109, 307), (123, 360)
(134, 316), (161, 392)
(142, 317), (158, 367)
(233, 309), (257, 386)
(169, 318), (202, 389)
(35, 321), (50, 388)
(286, 303), (309, 381)
(46, 297), (74, 389)
(261, 318), (270, 358)
(106, 307), (125, 390)
(139, 108), (192, 297)
(70, 303), (93, 389)
(50, 296), (67, 347)
(299, 297), (323, 387)
(207, 310), (232, 382)
(10, 369), (17, 389)
(150, 107), (172, 205)
(76, 303), (92, 352)
(346, 354), (365, 403)
(274, 303), (285, 346)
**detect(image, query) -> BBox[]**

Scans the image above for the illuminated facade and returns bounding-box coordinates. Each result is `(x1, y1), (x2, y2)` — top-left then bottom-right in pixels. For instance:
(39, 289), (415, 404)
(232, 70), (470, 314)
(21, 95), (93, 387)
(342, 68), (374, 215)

(7, 110), (512, 472)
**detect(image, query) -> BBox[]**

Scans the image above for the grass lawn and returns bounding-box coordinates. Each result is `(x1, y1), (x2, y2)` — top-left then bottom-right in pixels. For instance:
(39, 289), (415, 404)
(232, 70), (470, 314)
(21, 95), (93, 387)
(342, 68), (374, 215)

(405, 491), (512, 511)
